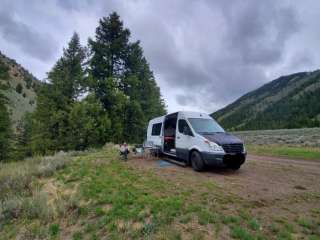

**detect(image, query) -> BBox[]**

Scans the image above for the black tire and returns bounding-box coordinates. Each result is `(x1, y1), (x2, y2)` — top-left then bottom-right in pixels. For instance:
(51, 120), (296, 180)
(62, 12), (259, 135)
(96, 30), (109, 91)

(190, 151), (205, 171)
(230, 164), (241, 170)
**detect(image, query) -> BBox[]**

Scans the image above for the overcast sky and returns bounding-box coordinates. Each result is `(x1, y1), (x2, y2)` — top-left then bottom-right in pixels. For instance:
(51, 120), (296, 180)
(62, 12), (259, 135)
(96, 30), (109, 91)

(0, 0), (319, 113)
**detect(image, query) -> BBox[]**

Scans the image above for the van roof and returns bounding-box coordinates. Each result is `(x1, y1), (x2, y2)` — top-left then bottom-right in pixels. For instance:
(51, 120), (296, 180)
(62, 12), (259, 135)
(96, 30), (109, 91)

(149, 111), (211, 123)
(148, 115), (164, 124)
(179, 111), (211, 118)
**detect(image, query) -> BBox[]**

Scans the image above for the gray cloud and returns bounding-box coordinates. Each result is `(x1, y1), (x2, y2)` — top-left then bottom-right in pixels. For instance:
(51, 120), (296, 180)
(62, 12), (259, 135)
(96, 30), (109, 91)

(176, 94), (197, 107)
(0, 0), (319, 112)
(132, 0), (300, 112)
(56, 0), (91, 12)
(0, 10), (57, 61)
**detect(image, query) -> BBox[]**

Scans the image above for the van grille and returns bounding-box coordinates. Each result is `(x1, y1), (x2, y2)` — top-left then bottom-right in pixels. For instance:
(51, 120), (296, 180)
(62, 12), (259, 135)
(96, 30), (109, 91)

(222, 143), (244, 154)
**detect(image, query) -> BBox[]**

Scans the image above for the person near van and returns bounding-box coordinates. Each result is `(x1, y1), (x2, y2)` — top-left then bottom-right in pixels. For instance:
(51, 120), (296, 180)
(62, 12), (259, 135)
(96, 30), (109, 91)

(119, 142), (129, 160)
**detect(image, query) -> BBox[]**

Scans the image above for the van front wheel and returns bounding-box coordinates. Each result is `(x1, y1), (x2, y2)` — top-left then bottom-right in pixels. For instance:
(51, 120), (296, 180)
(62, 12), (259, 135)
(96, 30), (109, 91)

(191, 151), (205, 171)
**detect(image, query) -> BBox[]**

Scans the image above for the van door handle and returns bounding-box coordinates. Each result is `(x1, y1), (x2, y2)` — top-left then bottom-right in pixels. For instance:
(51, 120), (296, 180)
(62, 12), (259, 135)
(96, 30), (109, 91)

(177, 136), (180, 139)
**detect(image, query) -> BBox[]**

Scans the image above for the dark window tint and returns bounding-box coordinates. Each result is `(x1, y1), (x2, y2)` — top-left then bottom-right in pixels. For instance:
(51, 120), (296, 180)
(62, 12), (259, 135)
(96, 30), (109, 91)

(178, 119), (192, 135)
(151, 123), (162, 136)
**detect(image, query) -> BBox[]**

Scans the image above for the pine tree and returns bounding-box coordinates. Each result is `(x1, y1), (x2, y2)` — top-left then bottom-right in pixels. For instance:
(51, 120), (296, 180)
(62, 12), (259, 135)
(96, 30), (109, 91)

(0, 59), (10, 79)
(68, 94), (111, 150)
(125, 42), (166, 120)
(0, 91), (11, 161)
(88, 12), (130, 109)
(11, 112), (33, 160)
(31, 33), (86, 154)
(89, 12), (166, 143)
(49, 32), (86, 103)
(0, 61), (12, 161)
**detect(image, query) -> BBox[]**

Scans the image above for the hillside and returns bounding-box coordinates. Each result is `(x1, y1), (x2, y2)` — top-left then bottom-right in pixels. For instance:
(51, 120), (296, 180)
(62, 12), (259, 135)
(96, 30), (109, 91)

(212, 70), (320, 131)
(0, 51), (40, 128)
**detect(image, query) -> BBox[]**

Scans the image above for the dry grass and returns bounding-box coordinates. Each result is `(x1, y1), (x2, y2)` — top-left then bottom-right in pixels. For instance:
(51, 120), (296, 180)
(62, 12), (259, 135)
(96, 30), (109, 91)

(0, 151), (82, 224)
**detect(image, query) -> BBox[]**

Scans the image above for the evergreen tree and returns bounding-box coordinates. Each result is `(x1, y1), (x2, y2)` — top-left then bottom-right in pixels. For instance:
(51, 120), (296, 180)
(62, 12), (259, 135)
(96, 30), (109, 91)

(11, 113), (33, 160)
(16, 83), (23, 94)
(30, 12), (167, 155)
(123, 100), (145, 143)
(125, 42), (166, 119)
(0, 61), (12, 161)
(68, 94), (111, 150)
(50, 32), (86, 102)
(88, 12), (130, 109)
(89, 12), (166, 143)
(31, 33), (86, 154)
(0, 90), (11, 161)
(0, 60), (9, 79)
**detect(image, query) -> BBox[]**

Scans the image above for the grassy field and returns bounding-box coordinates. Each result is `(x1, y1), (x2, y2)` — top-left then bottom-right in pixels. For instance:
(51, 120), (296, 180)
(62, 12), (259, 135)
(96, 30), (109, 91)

(1, 145), (319, 239)
(233, 128), (320, 160)
(234, 128), (320, 147)
(247, 144), (320, 161)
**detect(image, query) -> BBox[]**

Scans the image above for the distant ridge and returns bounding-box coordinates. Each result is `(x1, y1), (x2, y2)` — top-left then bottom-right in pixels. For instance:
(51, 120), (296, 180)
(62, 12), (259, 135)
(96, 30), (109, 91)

(0, 51), (40, 128)
(212, 70), (320, 130)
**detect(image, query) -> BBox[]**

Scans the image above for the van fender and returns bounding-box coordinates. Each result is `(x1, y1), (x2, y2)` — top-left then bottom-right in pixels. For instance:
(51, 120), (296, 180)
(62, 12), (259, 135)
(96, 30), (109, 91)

(187, 146), (203, 165)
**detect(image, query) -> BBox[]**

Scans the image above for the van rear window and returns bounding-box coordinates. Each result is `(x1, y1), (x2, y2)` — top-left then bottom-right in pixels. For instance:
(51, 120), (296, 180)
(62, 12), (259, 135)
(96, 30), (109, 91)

(151, 123), (162, 136)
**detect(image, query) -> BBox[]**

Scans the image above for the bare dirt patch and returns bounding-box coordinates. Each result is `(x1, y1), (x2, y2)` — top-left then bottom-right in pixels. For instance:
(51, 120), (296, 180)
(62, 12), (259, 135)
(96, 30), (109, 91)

(128, 153), (320, 235)
(129, 154), (320, 202)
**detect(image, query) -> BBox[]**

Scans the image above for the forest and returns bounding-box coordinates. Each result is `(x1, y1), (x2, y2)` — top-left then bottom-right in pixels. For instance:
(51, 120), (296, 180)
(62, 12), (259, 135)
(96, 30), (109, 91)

(0, 12), (166, 161)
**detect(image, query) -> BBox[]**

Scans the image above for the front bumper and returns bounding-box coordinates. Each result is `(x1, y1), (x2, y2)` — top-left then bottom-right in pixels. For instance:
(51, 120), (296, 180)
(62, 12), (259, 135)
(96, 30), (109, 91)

(202, 151), (247, 167)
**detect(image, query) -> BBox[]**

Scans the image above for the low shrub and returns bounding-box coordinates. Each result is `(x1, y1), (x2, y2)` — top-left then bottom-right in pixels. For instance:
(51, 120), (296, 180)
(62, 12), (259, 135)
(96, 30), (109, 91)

(0, 151), (77, 223)
(0, 196), (23, 220)
(35, 155), (68, 177)
(23, 190), (53, 222)
(0, 191), (53, 222)
(0, 168), (33, 201)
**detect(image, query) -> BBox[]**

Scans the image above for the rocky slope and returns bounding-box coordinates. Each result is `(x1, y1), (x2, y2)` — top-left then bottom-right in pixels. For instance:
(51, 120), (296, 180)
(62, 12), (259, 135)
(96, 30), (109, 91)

(0, 51), (40, 128)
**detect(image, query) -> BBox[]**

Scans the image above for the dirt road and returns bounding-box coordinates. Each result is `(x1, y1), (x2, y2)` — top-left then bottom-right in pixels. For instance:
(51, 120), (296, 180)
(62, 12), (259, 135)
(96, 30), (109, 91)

(129, 153), (320, 203)
(128, 153), (320, 235)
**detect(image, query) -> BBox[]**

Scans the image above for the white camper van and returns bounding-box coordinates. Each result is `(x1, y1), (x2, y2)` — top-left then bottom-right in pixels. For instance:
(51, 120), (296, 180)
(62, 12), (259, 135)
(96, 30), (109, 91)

(146, 111), (246, 171)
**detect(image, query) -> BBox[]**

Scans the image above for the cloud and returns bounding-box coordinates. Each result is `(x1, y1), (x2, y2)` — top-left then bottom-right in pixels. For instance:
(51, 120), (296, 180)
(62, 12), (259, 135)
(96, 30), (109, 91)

(129, 0), (300, 112)
(0, 0), (319, 113)
(0, 10), (58, 62)
(111, 0), (301, 112)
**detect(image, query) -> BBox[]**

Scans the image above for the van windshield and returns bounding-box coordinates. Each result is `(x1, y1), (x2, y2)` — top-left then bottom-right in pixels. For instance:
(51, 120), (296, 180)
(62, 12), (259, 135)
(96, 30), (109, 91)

(188, 118), (225, 134)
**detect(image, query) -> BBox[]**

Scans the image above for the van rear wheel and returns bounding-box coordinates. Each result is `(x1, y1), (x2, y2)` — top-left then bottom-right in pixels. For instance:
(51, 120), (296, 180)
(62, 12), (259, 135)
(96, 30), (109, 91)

(191, 151), (205, 171)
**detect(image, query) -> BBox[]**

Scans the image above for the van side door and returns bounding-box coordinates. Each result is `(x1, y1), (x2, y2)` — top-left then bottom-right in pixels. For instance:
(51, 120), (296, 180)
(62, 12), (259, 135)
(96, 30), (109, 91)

(176, 118), (194, 162)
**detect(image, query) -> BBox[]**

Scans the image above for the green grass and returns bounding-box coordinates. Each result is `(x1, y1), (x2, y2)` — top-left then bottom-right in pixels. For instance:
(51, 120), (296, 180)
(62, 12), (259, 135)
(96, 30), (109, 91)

(248, 218), (260, 231)
(0, 145), (319, 239)
(247, 144), (320, 160)
(231, 226), (255, 240)
(49, 223), (60, 237)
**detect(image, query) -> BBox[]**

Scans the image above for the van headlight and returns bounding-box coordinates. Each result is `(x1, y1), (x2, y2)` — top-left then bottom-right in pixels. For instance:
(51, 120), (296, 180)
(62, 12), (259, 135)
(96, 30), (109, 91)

(205, 140), (224, 152)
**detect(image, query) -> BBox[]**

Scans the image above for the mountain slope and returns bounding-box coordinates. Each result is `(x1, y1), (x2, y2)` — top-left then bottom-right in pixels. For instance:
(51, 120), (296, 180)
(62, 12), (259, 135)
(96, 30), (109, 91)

(0, 51), (40, 128)
(212, 70), (320, 130)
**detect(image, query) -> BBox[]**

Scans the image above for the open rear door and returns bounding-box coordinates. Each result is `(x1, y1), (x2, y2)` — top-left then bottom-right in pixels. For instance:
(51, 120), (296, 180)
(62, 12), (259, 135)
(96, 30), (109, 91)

(163, 113), (178, 155)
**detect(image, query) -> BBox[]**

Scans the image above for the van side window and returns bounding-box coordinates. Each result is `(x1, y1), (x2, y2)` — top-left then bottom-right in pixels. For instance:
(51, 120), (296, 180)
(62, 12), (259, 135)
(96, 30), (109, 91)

(151, 123), (162, 136)
(178, 119), (192, 136)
